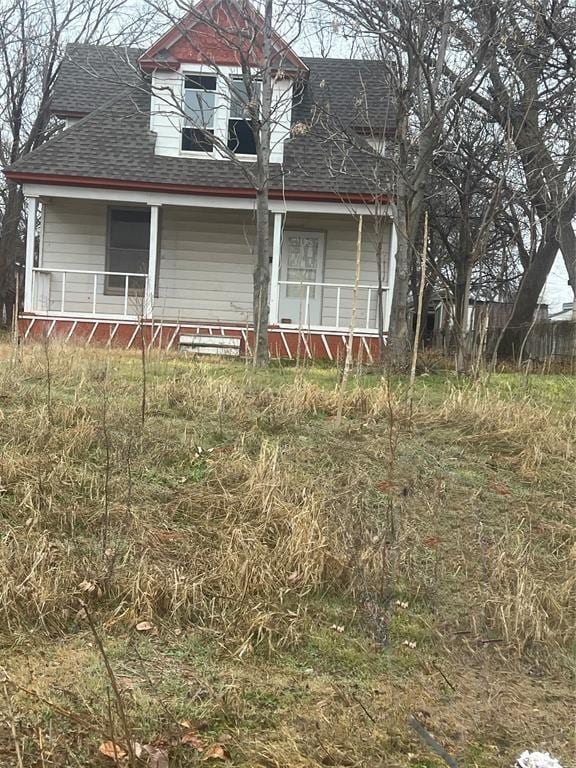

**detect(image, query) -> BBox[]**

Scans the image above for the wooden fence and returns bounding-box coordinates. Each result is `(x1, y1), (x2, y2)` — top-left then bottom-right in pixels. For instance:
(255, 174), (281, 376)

(524, 321), (576, 360)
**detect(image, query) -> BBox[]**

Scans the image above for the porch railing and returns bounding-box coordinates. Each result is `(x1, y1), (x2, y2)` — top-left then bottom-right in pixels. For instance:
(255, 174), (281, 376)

(31, 267), (149, 318)
(276, 280), (387, 332)
(28, 269), (387, 333)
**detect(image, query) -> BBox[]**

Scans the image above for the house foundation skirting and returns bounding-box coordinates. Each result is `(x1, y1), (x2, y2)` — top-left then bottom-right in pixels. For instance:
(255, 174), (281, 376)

(18, 314), (385, 363)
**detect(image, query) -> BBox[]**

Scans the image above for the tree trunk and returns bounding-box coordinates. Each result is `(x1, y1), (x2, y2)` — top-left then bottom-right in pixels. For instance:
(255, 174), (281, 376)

(0, 182), (24, 328)
(495, 237), (558, 360)
(386, 196), (412, 368)
(419, 281), (434, 347)
(454, 257), (473, 372)
(251, 0), (273, 367)
(253, 187), (270, 366)
(375, 230), (386, 363)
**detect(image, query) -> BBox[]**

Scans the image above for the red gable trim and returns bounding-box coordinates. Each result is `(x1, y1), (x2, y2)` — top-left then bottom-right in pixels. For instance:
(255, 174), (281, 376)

(139, 0), (306, 72)
(5, 171), (385, 204)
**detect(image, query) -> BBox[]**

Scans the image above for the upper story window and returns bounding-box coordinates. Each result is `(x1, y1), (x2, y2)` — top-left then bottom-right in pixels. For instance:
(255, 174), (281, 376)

(181, 74), (217, 152)
(177, 72), (267, 157)
(227, 76), (260, 155)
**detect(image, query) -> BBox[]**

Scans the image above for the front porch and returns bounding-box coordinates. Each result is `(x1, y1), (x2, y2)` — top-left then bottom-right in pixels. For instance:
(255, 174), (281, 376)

(21, 188), (396, 360)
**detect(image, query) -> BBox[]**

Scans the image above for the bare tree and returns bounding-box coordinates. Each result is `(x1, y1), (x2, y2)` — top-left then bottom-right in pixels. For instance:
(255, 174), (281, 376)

(449, 0), (576, 359)
(317, 0), (498, 367)
(425, 103), (517, 369)
(0, 0), (152, 327)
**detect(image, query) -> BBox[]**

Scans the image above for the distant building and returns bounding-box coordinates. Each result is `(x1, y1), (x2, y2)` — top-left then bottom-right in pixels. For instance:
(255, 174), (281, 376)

(548, 302), (575, 322)
(410, 291), (548, 347)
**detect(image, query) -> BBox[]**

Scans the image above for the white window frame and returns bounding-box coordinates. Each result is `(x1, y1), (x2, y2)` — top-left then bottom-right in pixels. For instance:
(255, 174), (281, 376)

(178, 65), (267, 162)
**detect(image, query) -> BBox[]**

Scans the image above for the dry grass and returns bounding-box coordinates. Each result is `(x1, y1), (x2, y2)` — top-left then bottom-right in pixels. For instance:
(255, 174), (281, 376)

(0, 346), (401, 649)
(0, 342), (575, 767)
(436, 383), (575, 477)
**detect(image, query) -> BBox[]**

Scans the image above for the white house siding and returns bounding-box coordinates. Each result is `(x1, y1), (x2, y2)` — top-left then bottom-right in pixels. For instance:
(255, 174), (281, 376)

(41, 199), (256, 321)
(156, 206), (255, 323)
(39, 198), (390, 328)
(150, 70), (184, 157)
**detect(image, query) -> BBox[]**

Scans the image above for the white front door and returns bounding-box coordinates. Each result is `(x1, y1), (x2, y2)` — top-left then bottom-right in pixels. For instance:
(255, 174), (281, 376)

(278, 231), (325, 326)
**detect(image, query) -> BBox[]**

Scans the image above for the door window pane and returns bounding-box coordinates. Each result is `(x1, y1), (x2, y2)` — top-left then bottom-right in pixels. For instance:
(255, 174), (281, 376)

(285, 236), (318, 298)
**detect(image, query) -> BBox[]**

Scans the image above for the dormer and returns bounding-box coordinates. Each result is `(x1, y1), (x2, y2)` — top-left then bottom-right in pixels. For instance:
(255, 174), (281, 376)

(139, 0), (307, 163)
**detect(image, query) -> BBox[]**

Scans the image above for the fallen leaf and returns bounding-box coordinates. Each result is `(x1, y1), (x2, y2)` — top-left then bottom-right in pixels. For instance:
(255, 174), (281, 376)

(98, 741), (127, 760)
(181, 731), (204, 750)
(375, 480), (394, 493)
(144, 744), (169, 768)
(179, 718), (209, 731)
(489, 482), (511, 495)
(136, 620), (155, 632)
(203, 743), (230, 761)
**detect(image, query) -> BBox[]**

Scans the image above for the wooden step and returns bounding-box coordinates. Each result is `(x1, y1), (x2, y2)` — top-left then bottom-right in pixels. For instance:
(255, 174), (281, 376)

(179, 333), (241, 356)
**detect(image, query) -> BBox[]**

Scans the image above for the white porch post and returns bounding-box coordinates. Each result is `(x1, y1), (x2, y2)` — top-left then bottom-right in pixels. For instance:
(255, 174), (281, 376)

(270, 211), (283, 324)
(383, 217), (397, 333)
(23, 196), (38, 312)
(147, 204), (160, 317)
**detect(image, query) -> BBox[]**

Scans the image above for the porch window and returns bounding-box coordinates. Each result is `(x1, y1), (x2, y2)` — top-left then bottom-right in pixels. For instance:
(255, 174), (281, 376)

(182, 74), (217, 152)
(228, 76), (259, 155)
(105, 208), (150, 295)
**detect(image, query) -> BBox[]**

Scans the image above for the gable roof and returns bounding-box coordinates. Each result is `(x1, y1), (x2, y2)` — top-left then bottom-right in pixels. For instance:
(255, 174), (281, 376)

(7, 44), (393, 201)
(139, 0), (306, 72)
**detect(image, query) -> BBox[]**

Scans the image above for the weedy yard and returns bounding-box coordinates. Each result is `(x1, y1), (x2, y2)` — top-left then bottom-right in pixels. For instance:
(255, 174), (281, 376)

(0, 341), (574, 768)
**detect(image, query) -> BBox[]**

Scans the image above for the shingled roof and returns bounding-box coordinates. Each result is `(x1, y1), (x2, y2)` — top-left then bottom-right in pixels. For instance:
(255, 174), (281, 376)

(50, 44), (144, 117)
(7, 43), (393, 199)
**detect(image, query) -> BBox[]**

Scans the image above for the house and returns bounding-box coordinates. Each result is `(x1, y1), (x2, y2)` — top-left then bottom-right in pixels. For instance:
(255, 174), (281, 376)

(548, 302), (575, 322)
(4, 0), (396, 360)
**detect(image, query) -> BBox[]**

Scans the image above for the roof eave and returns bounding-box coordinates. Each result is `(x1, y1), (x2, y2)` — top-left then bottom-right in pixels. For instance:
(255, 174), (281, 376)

(4, 169), (386, 205)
